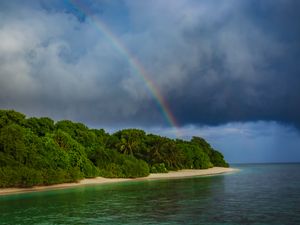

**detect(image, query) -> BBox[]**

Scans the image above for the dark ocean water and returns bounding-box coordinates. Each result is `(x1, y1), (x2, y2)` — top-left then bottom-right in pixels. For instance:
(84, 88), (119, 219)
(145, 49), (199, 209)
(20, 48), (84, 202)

(0, 164), (300, 225)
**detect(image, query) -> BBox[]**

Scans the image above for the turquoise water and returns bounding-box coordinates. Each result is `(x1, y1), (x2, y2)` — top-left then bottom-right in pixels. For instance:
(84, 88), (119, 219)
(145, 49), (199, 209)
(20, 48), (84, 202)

(1, 164), (300, 225)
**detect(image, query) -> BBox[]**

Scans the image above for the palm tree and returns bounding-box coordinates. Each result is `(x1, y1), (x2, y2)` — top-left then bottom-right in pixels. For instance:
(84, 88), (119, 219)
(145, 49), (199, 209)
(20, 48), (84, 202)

(114, 129), (146, 156)
(118, 137), (135, 155)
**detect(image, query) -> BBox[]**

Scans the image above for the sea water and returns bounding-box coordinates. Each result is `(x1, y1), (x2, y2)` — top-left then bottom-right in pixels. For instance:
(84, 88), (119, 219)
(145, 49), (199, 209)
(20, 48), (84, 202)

(0, 164), (300, 225)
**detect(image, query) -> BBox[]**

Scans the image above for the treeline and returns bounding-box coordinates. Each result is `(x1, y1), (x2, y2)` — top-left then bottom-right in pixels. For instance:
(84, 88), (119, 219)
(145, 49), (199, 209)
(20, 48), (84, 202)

(0, 110), (228, 188)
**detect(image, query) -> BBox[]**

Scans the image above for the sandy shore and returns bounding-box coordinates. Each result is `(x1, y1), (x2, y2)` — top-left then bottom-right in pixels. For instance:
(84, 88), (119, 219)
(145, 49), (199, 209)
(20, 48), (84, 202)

(0, 167), (238, 196)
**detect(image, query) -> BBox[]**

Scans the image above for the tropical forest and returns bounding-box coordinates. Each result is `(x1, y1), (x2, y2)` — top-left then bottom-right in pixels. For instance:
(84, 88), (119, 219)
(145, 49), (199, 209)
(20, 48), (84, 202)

(0, 109), (229, 188)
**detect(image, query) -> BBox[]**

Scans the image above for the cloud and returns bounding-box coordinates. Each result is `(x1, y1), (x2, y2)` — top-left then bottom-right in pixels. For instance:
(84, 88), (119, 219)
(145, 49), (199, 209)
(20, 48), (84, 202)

(0, 0), (299, 129)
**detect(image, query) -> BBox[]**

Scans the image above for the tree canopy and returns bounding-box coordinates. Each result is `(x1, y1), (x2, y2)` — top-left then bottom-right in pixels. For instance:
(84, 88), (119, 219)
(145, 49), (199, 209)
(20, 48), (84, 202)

(0, 109), (229, 188)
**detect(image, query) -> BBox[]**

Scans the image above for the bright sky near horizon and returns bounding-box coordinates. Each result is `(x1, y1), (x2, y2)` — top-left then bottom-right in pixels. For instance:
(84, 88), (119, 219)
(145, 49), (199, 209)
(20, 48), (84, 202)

(0, 0), (299, 163)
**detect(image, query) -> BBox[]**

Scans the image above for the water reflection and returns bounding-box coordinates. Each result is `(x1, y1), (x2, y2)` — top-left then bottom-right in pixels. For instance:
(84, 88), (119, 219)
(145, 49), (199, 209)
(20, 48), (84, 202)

(0, 176), (225, 225)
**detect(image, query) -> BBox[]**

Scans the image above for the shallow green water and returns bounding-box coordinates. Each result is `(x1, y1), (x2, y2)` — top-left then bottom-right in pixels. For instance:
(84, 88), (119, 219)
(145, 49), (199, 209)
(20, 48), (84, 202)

(1, 164), (300, 225)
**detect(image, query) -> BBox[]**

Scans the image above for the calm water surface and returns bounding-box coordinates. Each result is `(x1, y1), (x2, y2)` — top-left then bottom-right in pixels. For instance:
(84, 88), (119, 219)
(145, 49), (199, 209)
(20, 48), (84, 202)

(1, 164), (300, 225)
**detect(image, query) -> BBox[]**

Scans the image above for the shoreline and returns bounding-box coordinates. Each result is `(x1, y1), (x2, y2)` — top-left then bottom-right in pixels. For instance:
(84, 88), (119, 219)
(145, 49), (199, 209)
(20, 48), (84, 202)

(0, 167), (238, 196)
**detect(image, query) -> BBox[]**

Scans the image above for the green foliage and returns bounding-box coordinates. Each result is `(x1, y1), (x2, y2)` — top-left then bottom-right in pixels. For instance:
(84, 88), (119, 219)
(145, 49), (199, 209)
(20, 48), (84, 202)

(112, 129), (146, 156)
(90, 147), (149, 178)
(0, 110), (26, 128)
(121, 157), (149, 178)
(150, 163), (168, 173)
(0, 109), (229, 188)
(190, 137), (228, 167)
(210, 150), (229, 167)
(176, 142), (212, 169)
(0, 166), (43, 188)
(0, 124), (27, 165)
(42, 168), (75, 185)
(55, 120), (98, 148)
(24, 117), (54, 136)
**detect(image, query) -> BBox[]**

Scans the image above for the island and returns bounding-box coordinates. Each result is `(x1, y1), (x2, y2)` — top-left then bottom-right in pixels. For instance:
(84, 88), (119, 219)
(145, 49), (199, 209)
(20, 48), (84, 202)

(0, 109), (231, 191)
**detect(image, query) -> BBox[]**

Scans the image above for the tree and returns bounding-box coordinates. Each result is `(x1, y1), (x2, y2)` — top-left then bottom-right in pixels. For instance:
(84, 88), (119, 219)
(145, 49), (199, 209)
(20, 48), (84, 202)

(25, 117), (54, 136)
(113, 129), (146, 156)
(0, 109), (230, 187)
(210, 150), (229, 167)
(0, 110), (26, 128)
(0, 124), (27, 164)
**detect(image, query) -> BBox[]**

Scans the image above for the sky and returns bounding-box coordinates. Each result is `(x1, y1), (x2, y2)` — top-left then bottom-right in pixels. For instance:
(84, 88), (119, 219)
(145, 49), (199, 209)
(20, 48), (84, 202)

(0, 0), (300, 163)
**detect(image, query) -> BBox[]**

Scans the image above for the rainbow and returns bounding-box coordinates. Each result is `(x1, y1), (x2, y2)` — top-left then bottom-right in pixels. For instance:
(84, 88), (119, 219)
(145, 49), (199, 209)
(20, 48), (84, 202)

(67, 0), (180, 136)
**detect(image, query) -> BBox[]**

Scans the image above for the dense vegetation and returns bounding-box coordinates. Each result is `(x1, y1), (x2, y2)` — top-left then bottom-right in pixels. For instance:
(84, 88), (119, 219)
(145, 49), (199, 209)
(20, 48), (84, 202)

(0, 110), (229, 188)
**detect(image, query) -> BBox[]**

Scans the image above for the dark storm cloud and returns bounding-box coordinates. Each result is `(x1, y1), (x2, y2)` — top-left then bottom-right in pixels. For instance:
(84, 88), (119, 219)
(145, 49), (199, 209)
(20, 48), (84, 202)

(167, 0), (300, 127)
(0, 0), (299, 128)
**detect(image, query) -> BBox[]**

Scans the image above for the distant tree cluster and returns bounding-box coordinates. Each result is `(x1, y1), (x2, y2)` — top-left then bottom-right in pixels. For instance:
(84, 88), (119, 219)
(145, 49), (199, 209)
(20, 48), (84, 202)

(0, 110), (229, 188)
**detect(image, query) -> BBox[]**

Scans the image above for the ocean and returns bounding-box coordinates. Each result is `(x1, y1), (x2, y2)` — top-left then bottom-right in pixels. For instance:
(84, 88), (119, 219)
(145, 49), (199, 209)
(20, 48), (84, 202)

(0, 164), (300, 225)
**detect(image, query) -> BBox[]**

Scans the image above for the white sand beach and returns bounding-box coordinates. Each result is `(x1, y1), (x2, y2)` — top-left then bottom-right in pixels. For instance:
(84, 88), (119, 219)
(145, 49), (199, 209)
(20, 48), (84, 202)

(0, 167), (238, 196)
